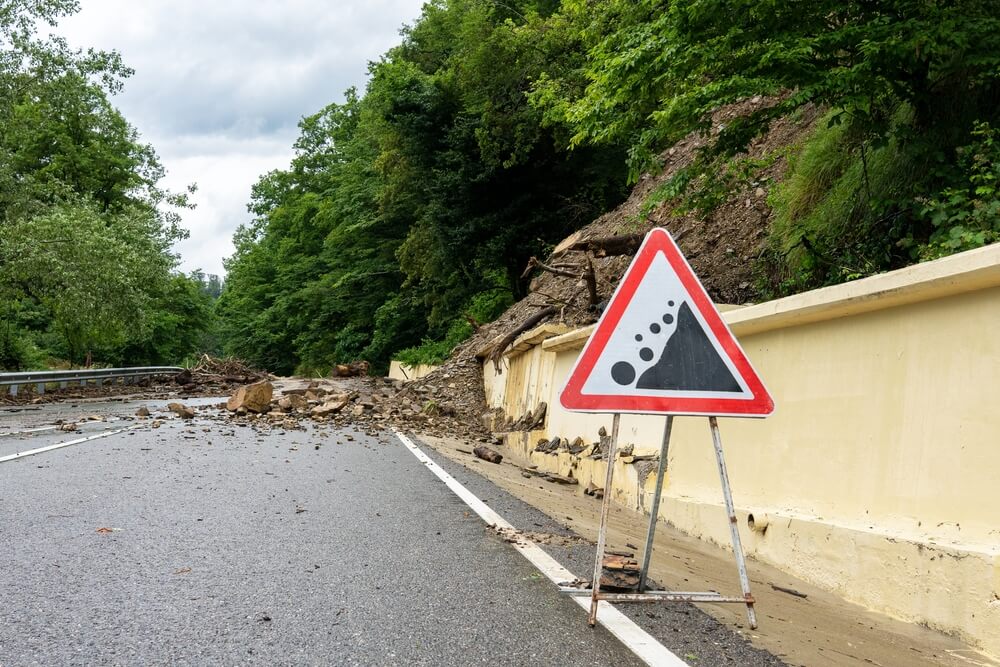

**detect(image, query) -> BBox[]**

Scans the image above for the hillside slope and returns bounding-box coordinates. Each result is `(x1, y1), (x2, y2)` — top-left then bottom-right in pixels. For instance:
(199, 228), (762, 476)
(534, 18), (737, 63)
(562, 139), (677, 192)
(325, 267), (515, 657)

(395, 101), (821, 426)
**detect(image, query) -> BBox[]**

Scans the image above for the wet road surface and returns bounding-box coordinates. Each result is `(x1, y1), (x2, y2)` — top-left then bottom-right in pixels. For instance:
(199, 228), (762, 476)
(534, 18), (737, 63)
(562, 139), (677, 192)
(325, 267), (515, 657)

(0, 399), (782, 666)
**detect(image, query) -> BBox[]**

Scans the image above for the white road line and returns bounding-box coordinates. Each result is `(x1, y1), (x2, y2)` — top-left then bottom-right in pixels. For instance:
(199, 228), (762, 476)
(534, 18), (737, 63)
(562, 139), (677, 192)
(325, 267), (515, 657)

(0, 425), (140, 463)
(392, 428), (688, 667)
(0, 424), (61, 437)
(0, 420), (120, 438)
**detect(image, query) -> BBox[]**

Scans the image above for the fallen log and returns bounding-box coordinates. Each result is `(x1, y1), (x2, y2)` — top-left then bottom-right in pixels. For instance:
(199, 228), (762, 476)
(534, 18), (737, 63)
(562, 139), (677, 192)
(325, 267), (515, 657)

(568, 233), (645, 257)
(473, 446), (503, 464)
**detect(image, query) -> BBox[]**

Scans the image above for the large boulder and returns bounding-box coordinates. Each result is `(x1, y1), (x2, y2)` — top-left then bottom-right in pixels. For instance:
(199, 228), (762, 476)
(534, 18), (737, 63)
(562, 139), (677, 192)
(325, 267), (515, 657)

(227, 381), (274, 413)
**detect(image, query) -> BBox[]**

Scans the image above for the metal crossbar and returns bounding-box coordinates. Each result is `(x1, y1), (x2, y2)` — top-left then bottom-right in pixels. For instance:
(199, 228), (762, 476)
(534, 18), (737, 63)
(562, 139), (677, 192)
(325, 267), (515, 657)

(577, 415), (758, 629)
(0, 367), (183, 397)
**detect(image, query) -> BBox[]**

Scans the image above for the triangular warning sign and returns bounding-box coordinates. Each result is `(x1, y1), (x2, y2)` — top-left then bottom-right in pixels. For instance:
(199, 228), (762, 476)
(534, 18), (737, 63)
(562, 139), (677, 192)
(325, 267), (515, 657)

(560, 228), (774, 417)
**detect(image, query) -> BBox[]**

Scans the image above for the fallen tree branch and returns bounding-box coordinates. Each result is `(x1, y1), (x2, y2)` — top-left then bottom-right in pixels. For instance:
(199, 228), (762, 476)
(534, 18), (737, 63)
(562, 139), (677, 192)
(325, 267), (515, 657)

(486, 306), (558, 373)
(521, 255), (600, 307)
(521, 256), (580, 281)
(530, 290), (572, 307)
(583, 257), (598, 307)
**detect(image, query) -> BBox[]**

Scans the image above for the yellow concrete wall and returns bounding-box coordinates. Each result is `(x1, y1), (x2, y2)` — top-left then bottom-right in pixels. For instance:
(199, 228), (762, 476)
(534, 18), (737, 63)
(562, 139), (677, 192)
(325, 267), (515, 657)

(487, 243), (1000, 658)
(387, 361), (439, 382)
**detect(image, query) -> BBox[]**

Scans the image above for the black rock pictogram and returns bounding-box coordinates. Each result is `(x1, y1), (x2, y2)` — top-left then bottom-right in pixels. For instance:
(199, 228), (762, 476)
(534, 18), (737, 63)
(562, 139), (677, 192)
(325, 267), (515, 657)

(635, 301), (741, 392)
(611, 361), (636, 385)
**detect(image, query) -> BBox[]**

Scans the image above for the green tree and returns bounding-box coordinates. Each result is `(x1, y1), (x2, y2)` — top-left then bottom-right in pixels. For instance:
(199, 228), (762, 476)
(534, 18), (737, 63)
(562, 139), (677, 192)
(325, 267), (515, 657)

(0, 0), (206, 368)
(532, 0), (1000, 290)
(218, 0), (629, 374)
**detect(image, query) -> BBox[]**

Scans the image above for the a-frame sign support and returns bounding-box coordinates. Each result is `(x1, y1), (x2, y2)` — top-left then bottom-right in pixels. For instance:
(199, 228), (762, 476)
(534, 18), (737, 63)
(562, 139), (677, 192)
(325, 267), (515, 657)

(561, 415), (757, 629)
(557, 228), (771, 629)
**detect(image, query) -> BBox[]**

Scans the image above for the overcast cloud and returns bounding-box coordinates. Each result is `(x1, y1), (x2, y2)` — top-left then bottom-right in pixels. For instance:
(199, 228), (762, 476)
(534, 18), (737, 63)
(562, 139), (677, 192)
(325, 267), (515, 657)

(55, 0), (426, 276)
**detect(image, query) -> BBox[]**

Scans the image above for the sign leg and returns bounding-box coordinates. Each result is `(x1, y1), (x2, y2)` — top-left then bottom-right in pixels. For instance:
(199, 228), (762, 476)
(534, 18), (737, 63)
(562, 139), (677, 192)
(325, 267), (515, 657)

(638, 415), (673, 591)
(708, 416), (758, 629)
(589, 413), (621, 626)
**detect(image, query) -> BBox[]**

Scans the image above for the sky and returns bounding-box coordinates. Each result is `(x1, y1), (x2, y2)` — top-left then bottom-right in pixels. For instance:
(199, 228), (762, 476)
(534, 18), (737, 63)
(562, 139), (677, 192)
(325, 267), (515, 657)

(54, 0), (427, 277)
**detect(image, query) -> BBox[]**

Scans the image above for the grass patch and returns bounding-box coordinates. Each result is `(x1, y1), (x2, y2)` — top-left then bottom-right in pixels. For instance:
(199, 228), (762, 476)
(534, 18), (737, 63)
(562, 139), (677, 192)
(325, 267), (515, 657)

(763, 107), (928, 294)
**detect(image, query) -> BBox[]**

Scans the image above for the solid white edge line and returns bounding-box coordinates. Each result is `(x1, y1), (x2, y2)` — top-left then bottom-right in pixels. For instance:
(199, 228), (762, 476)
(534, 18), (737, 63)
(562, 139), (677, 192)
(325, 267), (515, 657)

(0, 418), (125, 438)
(0, 424), (60, 437)
(392, 428), (688, 667)
(0, 425), (139, 463)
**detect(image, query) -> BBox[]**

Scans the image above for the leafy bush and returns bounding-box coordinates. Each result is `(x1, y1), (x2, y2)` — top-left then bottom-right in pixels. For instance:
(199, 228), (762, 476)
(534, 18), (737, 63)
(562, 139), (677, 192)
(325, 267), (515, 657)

(395, 287), (513, 367)
(911, 123), (1000, 260)
(764, 106), (965, 294)
(0, 331), (44, 371)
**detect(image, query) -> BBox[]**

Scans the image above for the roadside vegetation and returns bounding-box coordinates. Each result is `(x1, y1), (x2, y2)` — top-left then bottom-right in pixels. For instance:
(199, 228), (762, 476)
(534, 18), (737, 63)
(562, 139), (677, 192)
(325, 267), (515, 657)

(220, 0), (1000, 374)
(0, 0), (219, 370)
(3, 0), (997, 374)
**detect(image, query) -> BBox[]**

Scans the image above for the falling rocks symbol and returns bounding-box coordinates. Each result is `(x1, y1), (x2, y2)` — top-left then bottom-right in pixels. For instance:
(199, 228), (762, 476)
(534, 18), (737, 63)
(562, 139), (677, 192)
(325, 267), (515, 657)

(560, 227), (774, 416)
(621, 301), (742, 392)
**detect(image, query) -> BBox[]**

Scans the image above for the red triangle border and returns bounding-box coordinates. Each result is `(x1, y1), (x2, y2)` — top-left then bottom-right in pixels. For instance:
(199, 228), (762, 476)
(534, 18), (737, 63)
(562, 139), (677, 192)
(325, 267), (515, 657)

(559, 228), (774, 417)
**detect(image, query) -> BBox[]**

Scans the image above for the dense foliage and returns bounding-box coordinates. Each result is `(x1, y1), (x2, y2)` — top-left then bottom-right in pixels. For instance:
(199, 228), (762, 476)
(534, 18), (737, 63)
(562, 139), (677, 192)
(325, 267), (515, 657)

(221, 0), (1000, 374)
(7, 0), (996, 373)
(217, 0), (628, 375)
(0, 0), (217, 370)
(533, 0), (1000, 292)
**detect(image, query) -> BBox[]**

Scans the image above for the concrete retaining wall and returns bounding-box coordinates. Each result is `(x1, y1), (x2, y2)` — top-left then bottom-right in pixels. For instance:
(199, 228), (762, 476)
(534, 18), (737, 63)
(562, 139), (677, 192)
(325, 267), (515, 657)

(388, 361), (439, 382)
(483, 243), (1000, 657)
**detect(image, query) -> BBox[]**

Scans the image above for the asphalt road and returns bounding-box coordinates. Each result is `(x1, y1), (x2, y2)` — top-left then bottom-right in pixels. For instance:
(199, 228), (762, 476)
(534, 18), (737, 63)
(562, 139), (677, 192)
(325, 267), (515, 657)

(0, 399), (782, 666)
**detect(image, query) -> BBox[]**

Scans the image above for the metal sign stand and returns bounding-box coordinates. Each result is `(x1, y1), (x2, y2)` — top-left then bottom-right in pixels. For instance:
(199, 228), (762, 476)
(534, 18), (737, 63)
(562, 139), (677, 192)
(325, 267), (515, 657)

(565, 414), (757, 630)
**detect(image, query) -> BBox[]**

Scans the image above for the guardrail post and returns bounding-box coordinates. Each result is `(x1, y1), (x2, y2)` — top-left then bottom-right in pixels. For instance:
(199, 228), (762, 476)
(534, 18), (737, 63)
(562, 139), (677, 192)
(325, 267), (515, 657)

(36, 383), (44, 395)
(9, 384), (17, 397)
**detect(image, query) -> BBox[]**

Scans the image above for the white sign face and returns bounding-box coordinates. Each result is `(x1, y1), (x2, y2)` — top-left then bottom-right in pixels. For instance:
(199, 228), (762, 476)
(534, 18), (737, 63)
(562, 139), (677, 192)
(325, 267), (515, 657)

(559, 228), (774, 417)
(579, 252), (753, 400)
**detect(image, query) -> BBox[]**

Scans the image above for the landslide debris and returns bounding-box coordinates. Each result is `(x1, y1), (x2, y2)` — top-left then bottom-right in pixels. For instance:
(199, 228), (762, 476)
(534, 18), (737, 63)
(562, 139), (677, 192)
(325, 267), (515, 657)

(225, 380), (274, 413)
(352, 99), (822, 433)
(201, 377), (497, 443)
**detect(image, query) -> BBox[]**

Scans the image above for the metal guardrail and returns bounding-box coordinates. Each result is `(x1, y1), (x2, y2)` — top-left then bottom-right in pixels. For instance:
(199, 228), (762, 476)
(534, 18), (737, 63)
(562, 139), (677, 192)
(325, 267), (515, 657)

(0, 367), (184, 397)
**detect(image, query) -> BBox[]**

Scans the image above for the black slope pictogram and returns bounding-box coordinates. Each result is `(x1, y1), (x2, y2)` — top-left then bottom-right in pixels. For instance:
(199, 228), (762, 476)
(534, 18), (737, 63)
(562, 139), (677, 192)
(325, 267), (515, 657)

(636, 301), (742, 392)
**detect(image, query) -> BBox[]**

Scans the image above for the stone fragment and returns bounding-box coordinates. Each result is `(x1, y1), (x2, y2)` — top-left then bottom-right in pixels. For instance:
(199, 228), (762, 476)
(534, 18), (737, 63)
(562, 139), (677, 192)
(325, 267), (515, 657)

(600, 553), (641, 591)
(277, 394), (308, 412)
(226, 381), (274, 413)
(135, 406), (150, 417)
(167, 402), (195, 419)
(310, 394), (351, 417)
